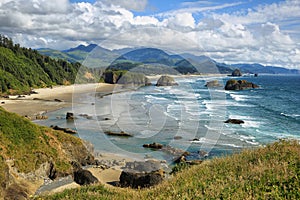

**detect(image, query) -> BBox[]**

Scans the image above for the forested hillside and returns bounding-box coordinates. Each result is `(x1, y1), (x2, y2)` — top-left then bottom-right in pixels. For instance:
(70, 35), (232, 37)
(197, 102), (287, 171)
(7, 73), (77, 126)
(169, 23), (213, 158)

(0, 35), (89, 94)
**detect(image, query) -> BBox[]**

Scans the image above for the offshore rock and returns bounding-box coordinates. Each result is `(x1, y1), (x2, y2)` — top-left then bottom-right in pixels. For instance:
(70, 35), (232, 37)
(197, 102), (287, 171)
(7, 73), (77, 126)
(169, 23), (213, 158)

(225, 79), (259, 90)
(156, 75), (178, 86)
(231, 69), (242, 76)
(224, 119), (245, 124)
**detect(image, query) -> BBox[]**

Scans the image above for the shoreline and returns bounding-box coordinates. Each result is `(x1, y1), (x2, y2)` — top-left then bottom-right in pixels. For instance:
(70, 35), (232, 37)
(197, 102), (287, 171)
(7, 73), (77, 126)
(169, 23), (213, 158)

(0, 73), (228, 119)
(0, 83), (119, 119)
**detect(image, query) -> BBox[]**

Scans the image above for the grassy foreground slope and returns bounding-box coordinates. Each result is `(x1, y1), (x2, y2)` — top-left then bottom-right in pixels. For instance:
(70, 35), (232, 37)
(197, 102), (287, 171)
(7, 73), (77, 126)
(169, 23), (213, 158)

(43, 140), (300, 200)
(0, 107), (94, 199)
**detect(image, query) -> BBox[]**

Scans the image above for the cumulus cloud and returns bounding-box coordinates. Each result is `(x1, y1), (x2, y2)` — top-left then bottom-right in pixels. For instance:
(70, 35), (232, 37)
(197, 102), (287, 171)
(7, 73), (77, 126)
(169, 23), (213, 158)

(0, 0), (299, 68)
(100, 0), (148, 12)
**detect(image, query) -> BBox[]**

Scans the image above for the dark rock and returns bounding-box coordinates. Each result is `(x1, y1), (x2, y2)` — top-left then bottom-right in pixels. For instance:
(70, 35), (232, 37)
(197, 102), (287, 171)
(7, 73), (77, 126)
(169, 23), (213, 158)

(225, 79), (259, 90)
(50, 125), (77, 134)
(143, 142), (163, 149)
(119, 170), (164, 188)
(103, 71), (151, 86)
(156, 75), (178, 86)
(1, 101), (5, 104)
(231, 69), (242, 76)
(192, 138), (200, 141)
(254, 73), (258, 77)
(104, 131), (133, 137)
(174, 136), (182, 140)
(119, 160), (165, 188)
(66, 112), (74, 120)
(224, 119), (245, 124)
(79, 114), (93, 119)
(205, 80), (222, 87)
(54, 99), (63, 102)
(174, 155), (186, 163)
(74, 169), (98, 185)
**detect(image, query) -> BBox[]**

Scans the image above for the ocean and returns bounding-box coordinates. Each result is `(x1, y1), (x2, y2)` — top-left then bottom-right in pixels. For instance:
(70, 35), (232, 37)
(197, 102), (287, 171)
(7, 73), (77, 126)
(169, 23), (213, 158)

(35, 74), (300, 164)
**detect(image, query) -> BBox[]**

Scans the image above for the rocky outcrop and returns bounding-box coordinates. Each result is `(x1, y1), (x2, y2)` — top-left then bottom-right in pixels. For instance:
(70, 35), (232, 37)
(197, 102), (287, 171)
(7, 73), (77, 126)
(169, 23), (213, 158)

(66, 112), (75, 120)
(119, 170), (164, 188)
(50, 125), (77, 134)
(103, 71), (151, 86)
(231, 69), (242, 76)
(104, 131), (133, 137)
(225, 79), (259, 90)
(74, 169), (98, 185)
(143, 143), (190, 162)
(156, 75), (178, 86)
(143, 142), (163, 149)
(205, 80), (222, 87)
(224, 119), (245, 124)
(119, 160), (166, 188)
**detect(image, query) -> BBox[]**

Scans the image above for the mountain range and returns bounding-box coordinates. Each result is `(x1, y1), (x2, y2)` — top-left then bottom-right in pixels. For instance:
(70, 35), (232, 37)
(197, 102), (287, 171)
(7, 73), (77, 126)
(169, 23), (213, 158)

(38, 44), (300, 75)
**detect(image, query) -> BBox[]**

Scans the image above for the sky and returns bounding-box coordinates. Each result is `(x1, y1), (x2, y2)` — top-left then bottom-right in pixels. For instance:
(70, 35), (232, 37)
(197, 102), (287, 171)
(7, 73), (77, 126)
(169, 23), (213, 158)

(0, 0), (300, 68)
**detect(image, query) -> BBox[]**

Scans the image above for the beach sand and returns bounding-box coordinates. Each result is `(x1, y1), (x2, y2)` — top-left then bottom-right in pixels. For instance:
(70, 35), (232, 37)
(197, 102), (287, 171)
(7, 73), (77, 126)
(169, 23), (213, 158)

(0, 83), (119, 118)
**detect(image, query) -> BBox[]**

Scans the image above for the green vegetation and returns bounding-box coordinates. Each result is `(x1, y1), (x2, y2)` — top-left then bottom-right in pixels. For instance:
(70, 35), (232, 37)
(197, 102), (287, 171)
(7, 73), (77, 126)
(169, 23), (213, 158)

(0, 107), (94, 198)
(41, 140), (300, 199)
(0, 34), (92, 94)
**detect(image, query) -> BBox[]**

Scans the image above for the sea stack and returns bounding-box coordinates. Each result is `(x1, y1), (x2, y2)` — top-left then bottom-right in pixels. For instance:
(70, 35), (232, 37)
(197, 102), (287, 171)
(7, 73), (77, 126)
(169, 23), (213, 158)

(156, 75), (178, 86)
(225, 79), (259, 90)
(231, 69), (242, 76)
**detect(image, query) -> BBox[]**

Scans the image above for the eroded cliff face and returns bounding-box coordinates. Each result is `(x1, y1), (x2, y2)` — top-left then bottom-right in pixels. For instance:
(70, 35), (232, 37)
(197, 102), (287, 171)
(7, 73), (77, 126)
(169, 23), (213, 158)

(0, 108), (95, 199)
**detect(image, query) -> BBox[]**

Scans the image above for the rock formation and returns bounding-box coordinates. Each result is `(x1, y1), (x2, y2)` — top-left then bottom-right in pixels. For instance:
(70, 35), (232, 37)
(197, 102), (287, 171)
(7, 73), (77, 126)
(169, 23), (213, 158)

(50, 125), (77, 134)
(104, 131), (133, 137)
(224, 119), (245, 124)
(225, 79), (259, 90)
(156, 75), (178, 86)
(74, 169), (99, 185)
(66, 112), (75, 120)
(231, 69), (242, 76)
(119, 160), (166, 188)
(103, 71), (151, 86)
(205, 80), (222, 87)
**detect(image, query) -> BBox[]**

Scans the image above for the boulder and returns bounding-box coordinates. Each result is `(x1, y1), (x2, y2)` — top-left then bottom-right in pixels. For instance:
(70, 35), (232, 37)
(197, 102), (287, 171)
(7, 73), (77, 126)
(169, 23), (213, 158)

(231, 69), (242, 76)
(224, 119), (245, 124)
(73, 169), (98, 185)
(225, 79), (259, 90)
(66, 112), (74, 120)
(156, 75), (178, 86)
(205, 80), (222, 87)
(119, 160), (165, 188)
(143, 142), (163, 149)
(119, 170), (164, 188)
(104, 131), (133, 137)
(50, 125), (77, 134)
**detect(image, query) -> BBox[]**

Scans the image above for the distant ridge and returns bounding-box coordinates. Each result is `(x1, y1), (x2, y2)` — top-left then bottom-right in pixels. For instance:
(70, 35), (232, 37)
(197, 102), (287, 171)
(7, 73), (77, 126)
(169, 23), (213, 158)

(39, 44), (300, 75)
(63, 44), (98, 53)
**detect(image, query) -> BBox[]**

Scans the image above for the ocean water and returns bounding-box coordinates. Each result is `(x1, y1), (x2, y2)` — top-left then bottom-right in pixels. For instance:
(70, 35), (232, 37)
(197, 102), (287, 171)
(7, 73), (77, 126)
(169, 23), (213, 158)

(35, 75), (300, 163)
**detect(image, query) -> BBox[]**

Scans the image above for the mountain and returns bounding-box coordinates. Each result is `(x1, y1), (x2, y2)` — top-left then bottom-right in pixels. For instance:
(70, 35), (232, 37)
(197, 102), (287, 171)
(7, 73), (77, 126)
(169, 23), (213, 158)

(39, 44), (120, 68)
(39, 44), (300, 75)
(232, 63), (300, 74)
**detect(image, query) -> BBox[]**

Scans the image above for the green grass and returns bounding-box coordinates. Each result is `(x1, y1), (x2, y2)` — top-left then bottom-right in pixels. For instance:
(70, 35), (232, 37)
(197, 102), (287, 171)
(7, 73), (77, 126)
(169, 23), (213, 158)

(40, 139), (300, 199)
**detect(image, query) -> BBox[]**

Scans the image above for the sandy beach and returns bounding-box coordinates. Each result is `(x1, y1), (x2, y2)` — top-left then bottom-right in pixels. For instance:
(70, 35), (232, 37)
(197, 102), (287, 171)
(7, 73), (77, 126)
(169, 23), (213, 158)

(0, 83), (119, 119)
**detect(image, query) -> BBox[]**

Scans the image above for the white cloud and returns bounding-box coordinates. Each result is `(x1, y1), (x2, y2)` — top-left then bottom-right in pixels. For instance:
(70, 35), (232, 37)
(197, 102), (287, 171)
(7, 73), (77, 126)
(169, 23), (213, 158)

(100, 0), (148, 12)
(0, 0), (299, 69)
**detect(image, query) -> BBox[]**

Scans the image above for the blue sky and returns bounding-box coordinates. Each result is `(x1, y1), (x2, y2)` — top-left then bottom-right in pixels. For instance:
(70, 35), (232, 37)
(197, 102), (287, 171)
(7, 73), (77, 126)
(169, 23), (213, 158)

(0, 0), (299, 68)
